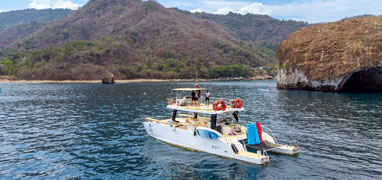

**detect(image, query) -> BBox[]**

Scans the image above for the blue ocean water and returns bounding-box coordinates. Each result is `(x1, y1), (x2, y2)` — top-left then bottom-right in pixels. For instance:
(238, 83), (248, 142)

(0, 81), (381, 179)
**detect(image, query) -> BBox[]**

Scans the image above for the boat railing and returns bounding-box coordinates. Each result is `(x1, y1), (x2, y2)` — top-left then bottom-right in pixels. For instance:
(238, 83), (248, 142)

(263, 144), (284, 153)
(287, 140), (299, 148)
(261, 125), (278, 144)
(209, 97), (236, 105)
(228, 113), (247, 151)
(169, 97), (194, 106)
(239, 127), (247, 151)
(263, 150), (268, 157)
(241, 125), (248, 151)
(169, 96), (237, 107)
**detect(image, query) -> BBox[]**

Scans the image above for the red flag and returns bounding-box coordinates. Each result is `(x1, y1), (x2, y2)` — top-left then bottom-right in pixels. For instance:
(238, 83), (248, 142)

(256, 122), (263, 142)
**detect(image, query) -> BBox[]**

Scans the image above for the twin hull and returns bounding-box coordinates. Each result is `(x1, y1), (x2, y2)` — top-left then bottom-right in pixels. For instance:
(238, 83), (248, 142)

(143, 121), (269, 164)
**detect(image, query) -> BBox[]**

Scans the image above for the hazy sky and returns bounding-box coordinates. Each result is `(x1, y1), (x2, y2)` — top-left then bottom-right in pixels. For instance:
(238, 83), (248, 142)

(0, 0), (381, 23)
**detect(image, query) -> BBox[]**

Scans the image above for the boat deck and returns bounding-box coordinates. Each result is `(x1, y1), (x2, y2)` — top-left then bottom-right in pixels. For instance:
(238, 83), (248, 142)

(145, 115), (247, 139)
(145, 116), (208, 130)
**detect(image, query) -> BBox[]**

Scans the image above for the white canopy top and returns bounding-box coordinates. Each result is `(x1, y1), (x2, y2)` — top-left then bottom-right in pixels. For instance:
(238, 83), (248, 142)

(172, 88), (206, 91)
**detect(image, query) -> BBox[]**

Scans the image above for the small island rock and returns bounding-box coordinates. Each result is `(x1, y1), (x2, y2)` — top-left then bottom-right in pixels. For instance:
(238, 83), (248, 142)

(102, 71), (115, 84)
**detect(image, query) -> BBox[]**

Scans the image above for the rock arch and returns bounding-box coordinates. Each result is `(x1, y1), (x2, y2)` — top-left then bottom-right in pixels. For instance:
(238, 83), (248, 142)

(338, 67), (382, 92)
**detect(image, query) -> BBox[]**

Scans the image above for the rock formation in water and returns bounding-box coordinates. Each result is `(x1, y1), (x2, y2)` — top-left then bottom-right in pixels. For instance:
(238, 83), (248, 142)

(102, 71), (115, 84)
(277, 16), (382, 92)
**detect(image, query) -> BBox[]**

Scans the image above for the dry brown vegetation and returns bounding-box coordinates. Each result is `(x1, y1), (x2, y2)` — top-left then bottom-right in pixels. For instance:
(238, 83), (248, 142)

(277, 16), (382, 81)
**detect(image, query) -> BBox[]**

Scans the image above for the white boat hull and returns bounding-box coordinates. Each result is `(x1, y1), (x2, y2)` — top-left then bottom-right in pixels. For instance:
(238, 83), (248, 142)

(143, 121), (269, 165)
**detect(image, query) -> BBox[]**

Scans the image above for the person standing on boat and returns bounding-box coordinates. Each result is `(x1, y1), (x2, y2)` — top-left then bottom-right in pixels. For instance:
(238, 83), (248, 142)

(191, 90), (196, 106)
(205, 90), (211, 105)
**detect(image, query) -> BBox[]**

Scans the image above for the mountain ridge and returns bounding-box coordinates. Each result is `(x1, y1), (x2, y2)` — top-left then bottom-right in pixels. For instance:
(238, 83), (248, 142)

(0, 0), (268, 80)
(175, 9), (309, 50)
(0, 0), (318, 80)
(0, 9), (72, 31)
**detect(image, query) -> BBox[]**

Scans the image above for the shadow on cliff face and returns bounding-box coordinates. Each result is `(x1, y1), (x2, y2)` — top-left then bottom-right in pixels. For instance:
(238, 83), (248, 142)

(340, 67), (382, 93)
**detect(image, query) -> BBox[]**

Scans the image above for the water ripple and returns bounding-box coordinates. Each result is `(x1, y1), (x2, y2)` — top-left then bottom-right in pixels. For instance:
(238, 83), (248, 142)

(0, 81), (381, 179)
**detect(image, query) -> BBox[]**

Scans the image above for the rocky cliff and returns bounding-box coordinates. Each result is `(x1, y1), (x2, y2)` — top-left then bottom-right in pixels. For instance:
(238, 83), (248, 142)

(277, 16), (382, 92)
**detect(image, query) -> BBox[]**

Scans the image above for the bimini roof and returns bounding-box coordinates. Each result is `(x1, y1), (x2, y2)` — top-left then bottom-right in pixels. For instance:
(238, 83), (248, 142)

(172, 88), (206, 91)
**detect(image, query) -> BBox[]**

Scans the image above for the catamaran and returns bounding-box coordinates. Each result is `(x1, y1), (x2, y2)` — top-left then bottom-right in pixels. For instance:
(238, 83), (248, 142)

(143, 88), (299, 165)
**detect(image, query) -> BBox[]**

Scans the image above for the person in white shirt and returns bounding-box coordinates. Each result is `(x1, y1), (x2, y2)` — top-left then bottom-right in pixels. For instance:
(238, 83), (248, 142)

(205, 90), (211, 105)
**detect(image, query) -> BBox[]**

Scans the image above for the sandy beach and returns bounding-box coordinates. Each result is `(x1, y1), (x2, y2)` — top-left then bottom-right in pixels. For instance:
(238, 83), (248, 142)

(0, 79), (178, 83)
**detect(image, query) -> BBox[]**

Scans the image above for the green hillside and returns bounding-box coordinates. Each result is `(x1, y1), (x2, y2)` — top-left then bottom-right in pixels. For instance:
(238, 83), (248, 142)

(0, 0), (272, 80)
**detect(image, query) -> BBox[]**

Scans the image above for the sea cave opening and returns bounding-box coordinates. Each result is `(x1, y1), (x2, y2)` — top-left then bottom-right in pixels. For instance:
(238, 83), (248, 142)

(340, 67), (382, 93)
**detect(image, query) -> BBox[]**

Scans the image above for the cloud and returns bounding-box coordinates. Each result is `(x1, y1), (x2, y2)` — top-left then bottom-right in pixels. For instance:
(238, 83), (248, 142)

(162, 1), (271, 16)
(29, 0), (81, 10)
(190, 8), (203, 13)
(214, 2), (270, 15)
(238, 2), (270, 15)
(214, 7), (233, 15)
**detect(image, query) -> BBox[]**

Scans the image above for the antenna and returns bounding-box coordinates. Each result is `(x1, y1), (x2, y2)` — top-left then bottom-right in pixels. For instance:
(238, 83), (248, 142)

(195, 68), (198, 83)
